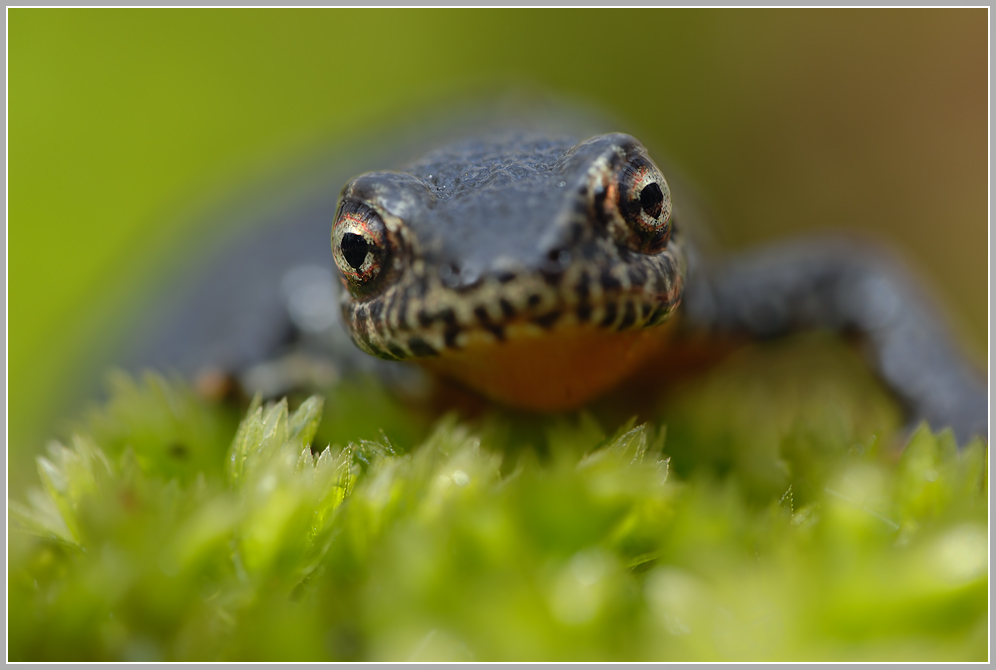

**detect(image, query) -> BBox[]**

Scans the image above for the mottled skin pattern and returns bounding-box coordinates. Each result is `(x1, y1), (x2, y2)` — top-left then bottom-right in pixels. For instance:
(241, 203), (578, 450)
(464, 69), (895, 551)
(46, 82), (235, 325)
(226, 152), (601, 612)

(119, 121), (987, 446)
(332, 134), (683, 360)
(331, 132), (987, 443)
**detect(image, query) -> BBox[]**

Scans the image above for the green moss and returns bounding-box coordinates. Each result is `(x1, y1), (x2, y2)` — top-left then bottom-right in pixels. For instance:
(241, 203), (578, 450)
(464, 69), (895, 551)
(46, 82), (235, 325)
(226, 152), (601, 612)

(8, 338), (988, 661)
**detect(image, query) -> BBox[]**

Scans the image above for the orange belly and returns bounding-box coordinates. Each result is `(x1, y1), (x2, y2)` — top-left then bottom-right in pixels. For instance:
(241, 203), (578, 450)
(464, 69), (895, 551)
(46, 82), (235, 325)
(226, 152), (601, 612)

(418, 321), (680, 411)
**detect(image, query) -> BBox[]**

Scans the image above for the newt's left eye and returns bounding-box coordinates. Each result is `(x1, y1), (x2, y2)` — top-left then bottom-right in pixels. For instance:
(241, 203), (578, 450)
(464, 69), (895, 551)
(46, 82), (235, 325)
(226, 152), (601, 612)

(593, 152), (672, 254)
(332, 200), (393, 296)
(619, 159), (671, 251)
(618, 159), (671, 252)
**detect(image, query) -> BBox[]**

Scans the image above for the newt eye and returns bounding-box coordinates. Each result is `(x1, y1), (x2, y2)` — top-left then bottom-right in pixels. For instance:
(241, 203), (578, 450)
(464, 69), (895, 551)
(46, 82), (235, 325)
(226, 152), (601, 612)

(332, 200), (392, 295)
(594, 152), (672, 254)
(616, 156), (672, 252)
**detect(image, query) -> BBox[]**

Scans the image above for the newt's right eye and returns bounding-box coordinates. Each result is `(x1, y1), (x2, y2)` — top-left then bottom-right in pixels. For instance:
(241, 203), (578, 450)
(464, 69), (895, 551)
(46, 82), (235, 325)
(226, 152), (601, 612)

(332, 200), (392, 296)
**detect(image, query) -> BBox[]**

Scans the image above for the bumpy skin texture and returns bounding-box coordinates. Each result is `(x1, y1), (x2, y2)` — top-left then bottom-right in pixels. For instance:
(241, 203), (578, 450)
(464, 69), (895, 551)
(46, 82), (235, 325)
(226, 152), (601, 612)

(681, 238), (988, 443)
(332, 133), (684, 361)
(120, 123), (987, 445)
(331, 131), (986, 444)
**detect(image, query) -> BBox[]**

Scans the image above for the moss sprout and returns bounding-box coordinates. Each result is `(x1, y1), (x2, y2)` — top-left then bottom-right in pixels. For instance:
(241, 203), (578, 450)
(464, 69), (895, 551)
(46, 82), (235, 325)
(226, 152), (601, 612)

(8, 338), (987, 661)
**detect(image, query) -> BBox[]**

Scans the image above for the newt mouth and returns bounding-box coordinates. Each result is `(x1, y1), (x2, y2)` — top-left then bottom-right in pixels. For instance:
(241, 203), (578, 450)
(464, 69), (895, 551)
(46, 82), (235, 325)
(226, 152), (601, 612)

(343, 232), (687, 362)
(334, 132), (688, 372)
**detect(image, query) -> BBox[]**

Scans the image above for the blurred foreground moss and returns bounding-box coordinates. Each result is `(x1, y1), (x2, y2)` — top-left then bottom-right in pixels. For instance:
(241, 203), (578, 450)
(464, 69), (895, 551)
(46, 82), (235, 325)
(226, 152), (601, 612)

(8, 339), (988, 661)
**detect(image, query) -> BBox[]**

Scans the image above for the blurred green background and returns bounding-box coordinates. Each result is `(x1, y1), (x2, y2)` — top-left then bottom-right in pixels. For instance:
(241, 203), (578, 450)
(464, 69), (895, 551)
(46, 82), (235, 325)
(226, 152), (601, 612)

(8, 9), (988, 476)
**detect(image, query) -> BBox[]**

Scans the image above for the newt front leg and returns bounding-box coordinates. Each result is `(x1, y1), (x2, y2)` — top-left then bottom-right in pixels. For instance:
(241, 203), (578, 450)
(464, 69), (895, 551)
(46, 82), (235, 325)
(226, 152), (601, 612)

(680, 236), (987, 444)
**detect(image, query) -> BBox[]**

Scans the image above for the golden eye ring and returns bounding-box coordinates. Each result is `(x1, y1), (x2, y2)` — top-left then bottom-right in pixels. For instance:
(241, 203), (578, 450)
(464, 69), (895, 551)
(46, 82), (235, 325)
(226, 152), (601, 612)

(332, 200), (392, 296)
(592, 151), (673, 254)
(618, 158), (672, 252)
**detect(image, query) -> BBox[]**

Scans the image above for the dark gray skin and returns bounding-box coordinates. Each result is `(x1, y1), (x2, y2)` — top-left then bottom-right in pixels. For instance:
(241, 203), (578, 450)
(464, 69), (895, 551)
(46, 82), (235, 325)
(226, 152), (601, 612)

(681, 239), (987, 443)
(331, 133), (683, 362)
(115, 116), (987, 445)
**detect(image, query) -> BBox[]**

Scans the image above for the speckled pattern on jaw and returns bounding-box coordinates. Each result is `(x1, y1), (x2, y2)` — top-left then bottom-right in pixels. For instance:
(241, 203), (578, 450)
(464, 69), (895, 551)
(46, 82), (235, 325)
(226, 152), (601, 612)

(333, 132), (688, 361)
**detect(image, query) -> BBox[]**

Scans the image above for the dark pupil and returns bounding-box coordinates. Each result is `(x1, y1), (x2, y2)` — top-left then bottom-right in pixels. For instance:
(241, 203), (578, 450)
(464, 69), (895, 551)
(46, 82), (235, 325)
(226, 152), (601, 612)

(639, 182), (664, 219)
(340, 233), (370, 269)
